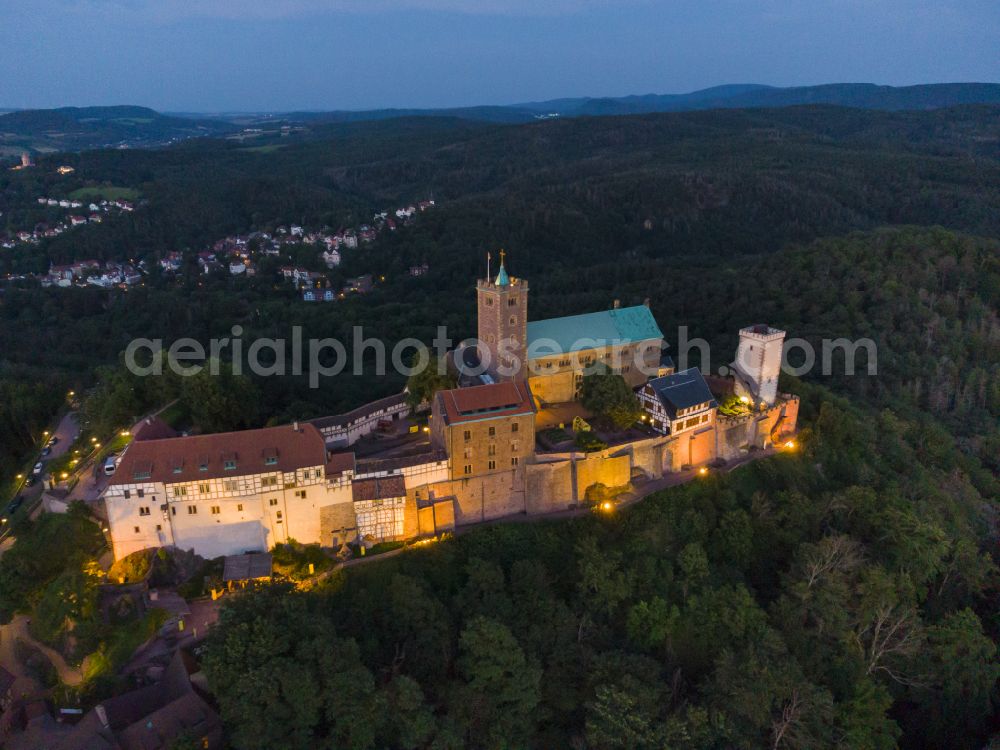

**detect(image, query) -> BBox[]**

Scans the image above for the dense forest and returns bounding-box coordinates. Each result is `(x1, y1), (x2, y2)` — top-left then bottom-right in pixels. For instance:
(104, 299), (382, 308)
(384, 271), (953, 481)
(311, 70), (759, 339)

(0, 105), (998, 745)
(1, 104), (999, 484)
(204, 381), (1000, 749)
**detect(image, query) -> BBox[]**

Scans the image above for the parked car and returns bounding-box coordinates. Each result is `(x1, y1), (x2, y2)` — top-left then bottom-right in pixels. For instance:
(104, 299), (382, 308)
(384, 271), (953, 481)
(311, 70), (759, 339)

(32, 462), (43, 475)
(23, 475), (36, 487)
(41, 447), (51, 457)
(103, 455), (118, 476)
(6, 496), (24, 515)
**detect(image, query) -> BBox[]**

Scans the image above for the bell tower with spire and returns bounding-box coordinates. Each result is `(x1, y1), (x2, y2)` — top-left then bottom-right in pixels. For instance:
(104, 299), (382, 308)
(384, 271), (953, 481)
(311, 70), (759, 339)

(477, 250), (528, 382)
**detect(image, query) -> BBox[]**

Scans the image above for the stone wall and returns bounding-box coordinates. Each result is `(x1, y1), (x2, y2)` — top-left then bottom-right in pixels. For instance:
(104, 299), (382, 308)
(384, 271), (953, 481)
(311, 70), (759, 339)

(525, 460), (575, 514)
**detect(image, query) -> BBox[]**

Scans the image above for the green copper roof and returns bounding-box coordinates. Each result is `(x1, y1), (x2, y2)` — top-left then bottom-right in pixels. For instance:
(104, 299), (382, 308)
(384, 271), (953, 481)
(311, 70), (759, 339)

(527, 305), (663, 355)
(495, 264), (510, 287)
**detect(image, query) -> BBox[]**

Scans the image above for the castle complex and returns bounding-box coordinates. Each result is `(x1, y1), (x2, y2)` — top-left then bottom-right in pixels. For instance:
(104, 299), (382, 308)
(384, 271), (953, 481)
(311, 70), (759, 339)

(103, 257), (798, 561)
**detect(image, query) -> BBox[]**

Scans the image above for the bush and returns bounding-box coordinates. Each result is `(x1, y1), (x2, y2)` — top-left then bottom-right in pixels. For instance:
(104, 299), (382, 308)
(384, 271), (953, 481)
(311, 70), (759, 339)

(575, 431), (608, 453)
(272, 541), (334, 581)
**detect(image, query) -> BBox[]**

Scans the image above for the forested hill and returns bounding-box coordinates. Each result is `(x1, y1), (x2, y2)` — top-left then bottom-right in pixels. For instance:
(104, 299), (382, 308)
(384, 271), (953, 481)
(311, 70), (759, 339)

(4, 104), (1000, 275)
(0, 105), (236, 155)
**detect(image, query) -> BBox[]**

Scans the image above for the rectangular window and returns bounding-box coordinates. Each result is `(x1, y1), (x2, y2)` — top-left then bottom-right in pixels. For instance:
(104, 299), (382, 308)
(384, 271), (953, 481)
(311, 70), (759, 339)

(171, 506), (177, 516)
(199, 483), (210, 493)
(269, 498), (278, 506)
(211, 506), (220, 515)
(511, 422), (519, 433)
(488, 426), (496, 436)
(223, 480), (238, 492)
(224, 460), (237, 470)
(173, 487), (187, 497)
(511, 456), (519, 467)
(137, 488), (144, 498)
(237, 503), (243, 512)
(265, 456), (278, 465)
(488, 460), (496, 470)
(276, 511), (283, 520)
(134, 471), (151, 480)
(187, 505), (197, 515)
(295, 490), (307, 499)
(156, 524), (162, 532)
(262, 477), (277, 487)
(488, 444), (496, 456)
(138, 506), (150, 516)
(463, 464), (472, 475)
(172, 466), (182, 474)
(463, 430), (471, 441)
(134, 526), (140, 533)
(124, 489), (131, 499)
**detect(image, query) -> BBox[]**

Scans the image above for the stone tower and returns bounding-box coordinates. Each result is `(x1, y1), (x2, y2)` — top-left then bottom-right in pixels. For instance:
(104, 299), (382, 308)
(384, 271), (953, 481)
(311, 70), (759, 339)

(477, 251), (528, 382)
(732, 324), (785, 407)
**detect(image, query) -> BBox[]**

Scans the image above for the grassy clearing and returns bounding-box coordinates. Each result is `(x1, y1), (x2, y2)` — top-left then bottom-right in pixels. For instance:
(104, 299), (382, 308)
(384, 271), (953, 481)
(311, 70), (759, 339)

(239, 143), (287, 153)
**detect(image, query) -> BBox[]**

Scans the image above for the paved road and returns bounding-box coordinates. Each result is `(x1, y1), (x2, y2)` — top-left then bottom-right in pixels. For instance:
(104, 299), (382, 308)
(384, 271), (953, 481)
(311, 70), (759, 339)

(1, 615), (82, 686)
(1, 411), (80, 547)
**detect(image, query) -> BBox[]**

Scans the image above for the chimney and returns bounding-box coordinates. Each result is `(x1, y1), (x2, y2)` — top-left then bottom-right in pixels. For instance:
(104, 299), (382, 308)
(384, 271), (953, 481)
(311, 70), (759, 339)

(643, 298), (650, 308)
(96, 705), (110, 731)
(613, 299), (621, 309)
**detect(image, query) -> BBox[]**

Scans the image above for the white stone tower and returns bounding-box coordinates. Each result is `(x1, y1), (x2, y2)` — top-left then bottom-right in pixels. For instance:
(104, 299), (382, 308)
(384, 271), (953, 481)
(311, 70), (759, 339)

(732, 324), (785, 407)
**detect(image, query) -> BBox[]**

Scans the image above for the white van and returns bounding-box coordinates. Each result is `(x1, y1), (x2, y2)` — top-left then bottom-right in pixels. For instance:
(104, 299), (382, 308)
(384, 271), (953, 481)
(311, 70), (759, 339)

(103, 455), (118, 476)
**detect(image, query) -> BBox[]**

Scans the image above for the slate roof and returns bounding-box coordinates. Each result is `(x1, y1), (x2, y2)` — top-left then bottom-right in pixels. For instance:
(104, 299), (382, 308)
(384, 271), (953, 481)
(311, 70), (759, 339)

(527, 305), (663, 355)
(645, 367), (718, 419)
(435, 380), (535, 426)
(309, 392), (408, 429)
(111, 424), (326, 485)
(223, 553), (273, 582)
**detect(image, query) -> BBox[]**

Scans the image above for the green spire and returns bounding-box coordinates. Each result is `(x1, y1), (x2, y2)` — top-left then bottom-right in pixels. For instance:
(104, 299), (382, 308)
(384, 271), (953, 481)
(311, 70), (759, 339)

(495, 249), (510, 286)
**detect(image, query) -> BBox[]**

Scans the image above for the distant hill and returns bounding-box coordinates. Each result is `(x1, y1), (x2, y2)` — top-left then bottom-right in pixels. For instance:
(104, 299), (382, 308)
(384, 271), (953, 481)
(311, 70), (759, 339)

(4, 83), (1000, 157)
(248, 82), (1000, 126)
(0, 105), (236, 156)
(556, 82), (1000, 116)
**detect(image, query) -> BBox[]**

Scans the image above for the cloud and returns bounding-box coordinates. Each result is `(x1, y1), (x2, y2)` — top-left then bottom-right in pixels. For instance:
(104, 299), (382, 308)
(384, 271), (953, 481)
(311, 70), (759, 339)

(62, 0), (637, 22)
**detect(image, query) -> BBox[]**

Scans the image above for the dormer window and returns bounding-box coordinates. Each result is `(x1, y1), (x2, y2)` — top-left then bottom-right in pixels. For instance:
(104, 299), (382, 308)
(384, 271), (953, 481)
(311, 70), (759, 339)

(224, 459), (237, 471)
(265, 456), (278, 465)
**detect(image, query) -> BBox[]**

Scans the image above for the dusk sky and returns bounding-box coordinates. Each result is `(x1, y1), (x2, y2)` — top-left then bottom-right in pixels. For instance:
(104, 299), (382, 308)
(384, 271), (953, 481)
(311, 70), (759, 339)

(3, 1), (999, 112)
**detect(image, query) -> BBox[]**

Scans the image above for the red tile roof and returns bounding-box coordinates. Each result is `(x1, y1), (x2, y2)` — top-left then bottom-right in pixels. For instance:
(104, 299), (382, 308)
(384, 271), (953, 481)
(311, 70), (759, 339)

(435, 380), (535, 425)
(111, 424), (326, 485)
(325, 451), (356, 477)
(352, 475), (406, 502)
(132, 416), (179, 442)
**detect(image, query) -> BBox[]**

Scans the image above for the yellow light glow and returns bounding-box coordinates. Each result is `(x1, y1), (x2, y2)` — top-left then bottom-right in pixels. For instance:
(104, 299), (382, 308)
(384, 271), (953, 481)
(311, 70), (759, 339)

(422, 426), (430, 433)
(698, 467), (708, 476)
(94, 443), (101, 449)
(739, 395), (750, 404)
(68, 390), (75, 397)
(60, 472), (68, 479)
(784, 440), (797, 450)
(43, 430), (49, 436)
(15, 474), (22, 480)
(121, 431), (130, 437)
(90, 437), (97, 442)
(600, 501), (614, 512)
